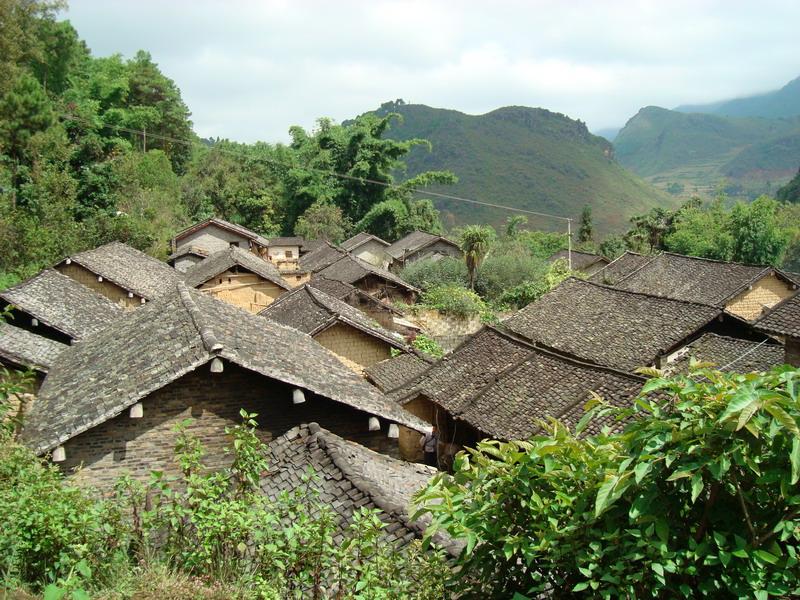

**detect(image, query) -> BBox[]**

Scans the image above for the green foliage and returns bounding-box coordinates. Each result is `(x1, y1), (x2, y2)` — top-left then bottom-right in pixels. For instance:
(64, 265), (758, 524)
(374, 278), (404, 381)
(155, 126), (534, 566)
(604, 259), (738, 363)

(664, 199), (733, 260)
(416, 366), (800, 598)
(458, 224), (496, 290)
(504, 214), (527, 238)
(474, 240), (549, 302)
(516, 229), (567, 259)
(399, 256), (468, 291)
(412, 333), (444, 360)
(777, 167), (800, 203)
(729, 195), (789, 265)
(420, 285), (488, 319)
(293, 201), (350, 243)
(496, 258), (573, 309)
(356, 197), (443, 242)
(577, 204), (593, 243)
(598, 234), (627, 260)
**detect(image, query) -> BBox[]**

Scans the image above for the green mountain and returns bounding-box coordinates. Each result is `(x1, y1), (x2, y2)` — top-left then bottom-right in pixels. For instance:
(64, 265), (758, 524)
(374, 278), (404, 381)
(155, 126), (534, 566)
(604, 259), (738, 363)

(676, 76), (800, 119)
(614, 105), (800, 197)
(364, 101), (675, 235)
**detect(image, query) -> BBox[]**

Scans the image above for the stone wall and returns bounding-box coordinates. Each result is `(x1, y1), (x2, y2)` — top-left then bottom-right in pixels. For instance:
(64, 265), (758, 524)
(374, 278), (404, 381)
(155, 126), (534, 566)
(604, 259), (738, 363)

(313, 322), (393, 374)
(412, 309), (483, 353)
(726, 273), (795, 321)
(57, 263), (144, 310)
(177, 224), (251, 256)
(198, 270), (285, 313)
(58, 363), (398, 491)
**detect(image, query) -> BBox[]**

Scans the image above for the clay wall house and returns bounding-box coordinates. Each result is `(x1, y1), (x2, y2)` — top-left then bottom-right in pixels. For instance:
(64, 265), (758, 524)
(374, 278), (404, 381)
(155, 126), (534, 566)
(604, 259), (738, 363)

(167, 246), (208, 273)
(588, 251), (651, 286)
(548, 249), (610, 276)
(0, 269), (123, 344)
(19, 283), (428, 492)
(172, 217), (271, 258)
(609, 252), (799, 322)
(259, 285), (408, 374)
(664, 332), (784, 375)
(340, 232), (391, 269)
(383, 326), (645, 463)
(385, 231), (463, 270)
(56, 242), (182, 309)
(503, 277), (755, 373)
(182, 246), (291, 313)
(756, 292), (800, 366)
(316, 254), (420, 304)
(264, 236), (304, 272)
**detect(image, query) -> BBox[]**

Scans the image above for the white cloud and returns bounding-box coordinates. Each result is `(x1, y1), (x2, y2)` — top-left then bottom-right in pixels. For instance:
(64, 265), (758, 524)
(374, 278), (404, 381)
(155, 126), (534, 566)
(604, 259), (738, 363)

(63, 0), (800, 142)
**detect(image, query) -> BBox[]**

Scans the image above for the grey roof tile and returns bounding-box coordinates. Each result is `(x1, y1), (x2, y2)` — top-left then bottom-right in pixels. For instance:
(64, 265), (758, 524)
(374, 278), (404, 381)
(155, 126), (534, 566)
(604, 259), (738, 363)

(365, 353), (434, 393)
(173, 217), (270, 247)
(548, 250), (609, 272)
(503, 278), (722, 372)
(755, 292), (800, 338)
(317, 255), (419, 294)
(588, 251), (651, 285)
(385, 231), (461, 260)
(0, 323), (67, 373)
(666, 333), (784, 375)
(21, 283), (429, 455)
(0, 269), (123, 340)
(64, 242), (183, 300)
(182, 246), (290, 289)
(341, 232), (389, 251)
(299, 242), (348, 272)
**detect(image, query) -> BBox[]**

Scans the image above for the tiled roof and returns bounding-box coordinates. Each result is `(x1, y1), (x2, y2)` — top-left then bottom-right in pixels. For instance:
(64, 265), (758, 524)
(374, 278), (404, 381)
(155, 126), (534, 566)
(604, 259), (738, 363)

(756, 292), (800, 338)
(0, 269), (123, 340)
(261, 423), (457, 553)
(182, 246), (290, 290)
(666, 333), (784, 375)
(548, 250), (609, 272)
(385, 231), (460, 260)
(613, 252), (790, 307)
(167, 246), (208, 261)
(341, 232), (389, 251)
(588, 251), (651, 285)
(317, 255), (420, 293)
(266, 236), (305, 247)
(21, 283), (428, 455)
(64, 242), (183, 300)
(389, 326), (642, 440)
(259, 285), (405, 348)
(299, 242), (348, 272)
(503, 278), (722, 372)
(173, 217), (270, 247)
(365, 353), (434, 392)
(0, 323), (67, 373)
(308, 276), (358, 299)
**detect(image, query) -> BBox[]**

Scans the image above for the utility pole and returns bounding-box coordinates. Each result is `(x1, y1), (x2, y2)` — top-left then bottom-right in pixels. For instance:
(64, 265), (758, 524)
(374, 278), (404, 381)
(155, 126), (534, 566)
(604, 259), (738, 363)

(567, 218), (572, 271)
(142, 126), (147, 152)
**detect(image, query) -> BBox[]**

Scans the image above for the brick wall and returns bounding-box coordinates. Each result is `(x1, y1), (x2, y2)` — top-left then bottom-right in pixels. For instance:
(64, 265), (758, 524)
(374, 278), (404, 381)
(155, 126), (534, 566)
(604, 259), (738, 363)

(787, 337), (800, 367)
(313, 322), (393, 374)
(198, 270), (285, 313)
(58, 363), (398, 491)
(413, 309), (483, 353)
(726, 274), (795, 321)
(57, 263), (143, 310)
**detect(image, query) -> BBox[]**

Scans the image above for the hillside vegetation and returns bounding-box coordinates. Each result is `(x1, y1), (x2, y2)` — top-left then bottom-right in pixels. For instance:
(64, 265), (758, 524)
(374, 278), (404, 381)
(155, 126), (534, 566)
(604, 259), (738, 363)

(363, 101), (675, 235)
(676, 75), (800, 119)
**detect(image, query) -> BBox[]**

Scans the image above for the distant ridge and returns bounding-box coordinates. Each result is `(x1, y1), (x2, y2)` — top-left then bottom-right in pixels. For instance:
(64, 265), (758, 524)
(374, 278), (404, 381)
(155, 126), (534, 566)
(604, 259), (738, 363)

(359, 101), (674, 234)
(675, 75), (800, 119)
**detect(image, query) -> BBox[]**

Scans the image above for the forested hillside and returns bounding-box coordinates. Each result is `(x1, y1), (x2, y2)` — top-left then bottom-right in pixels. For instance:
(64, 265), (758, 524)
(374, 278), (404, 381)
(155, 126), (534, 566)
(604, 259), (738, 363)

(676, 75), (800, 119)
(363, 101), (675, 234)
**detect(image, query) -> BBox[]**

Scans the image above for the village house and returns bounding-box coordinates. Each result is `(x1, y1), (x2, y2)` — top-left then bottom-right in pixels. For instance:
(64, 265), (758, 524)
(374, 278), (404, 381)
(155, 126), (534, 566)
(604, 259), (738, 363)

(259, 285), (407, 374)
(0, 322), (66, 391)
(384, 326), (644, 463)
(548, 249), (610, 275)
(20, 283), (428, 491)
(264, 236), (305, 271)
(167, 246), (208, 273)
(56, 241), (183, 309)
(664, 332), (784, 375)
(756, 292), (800, 366)
(182, 246), (292, 313)
(385, 230), (463, 269)
(0, 268), (123, 344)
(503, 277), (753, 373)
(587, 251), (651, 285)
(610, 252), (799, 321)
(172, 217), (271, 259)
(340, 232), (391, 268)
(299, 241), (349, 272)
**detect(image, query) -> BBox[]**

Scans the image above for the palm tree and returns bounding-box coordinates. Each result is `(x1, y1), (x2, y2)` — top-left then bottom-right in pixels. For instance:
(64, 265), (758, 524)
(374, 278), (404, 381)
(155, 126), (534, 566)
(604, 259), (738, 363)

(459, 225), (495, 290)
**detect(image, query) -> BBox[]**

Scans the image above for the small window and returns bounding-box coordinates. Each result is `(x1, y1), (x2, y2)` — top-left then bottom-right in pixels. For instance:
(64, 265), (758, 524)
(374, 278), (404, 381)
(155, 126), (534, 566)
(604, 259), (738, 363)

(230, 241), (240, 248)
(296, 275), (301, 280)
(285, 250), (293, 259)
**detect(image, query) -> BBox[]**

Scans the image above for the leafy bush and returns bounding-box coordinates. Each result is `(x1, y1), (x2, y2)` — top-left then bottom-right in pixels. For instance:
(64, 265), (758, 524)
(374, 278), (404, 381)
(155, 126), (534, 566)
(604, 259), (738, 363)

(495, 258), (572, 309)
(474, 243), (549, 302)
(399, 257), (468, 291)
(420, 285), (488, 319)
(416, 366), (800, 599)
(412, 333), (445, 360)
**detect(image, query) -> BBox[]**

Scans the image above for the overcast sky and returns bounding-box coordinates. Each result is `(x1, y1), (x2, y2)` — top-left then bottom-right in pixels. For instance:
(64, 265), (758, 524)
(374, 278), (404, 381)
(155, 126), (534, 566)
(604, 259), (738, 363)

(63, 0), (800, 143)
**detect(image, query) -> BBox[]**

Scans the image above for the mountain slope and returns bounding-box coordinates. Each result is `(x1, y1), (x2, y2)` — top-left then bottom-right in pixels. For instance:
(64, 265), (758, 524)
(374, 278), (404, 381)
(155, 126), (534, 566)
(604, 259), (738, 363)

(676, 76), (800, 119)
(614, 106), (800, 196)
(364, 101), (674, 234)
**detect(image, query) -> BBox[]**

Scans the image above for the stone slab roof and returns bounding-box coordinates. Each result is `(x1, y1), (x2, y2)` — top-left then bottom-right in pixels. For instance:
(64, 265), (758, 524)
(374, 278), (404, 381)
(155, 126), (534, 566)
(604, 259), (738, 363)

(21, 283), (428, 455)
(259, 285), (405, 349)
(588, 251), (651, 286)
(365, 353), (434, 392)
(317, 254), (420, 294)
(265, 236), (305, 247)
(261, 423), (457, 553)
(341, 232), (389, 251)
(666, 333), (785, 375)
(182, 246), (290, 289)
(613, 252), (794, 307)
(503, 278), (722, 372)
(385, 231), (461, 260)
(0, 323), (67, 373)
(63, 242), (183, 300)
(299, 242), (348, 272)
(548, 250), (609, 272)
(308, 276), (358, 299)
(755, 292), (800, 338)
(459, 347), (644, 440)
(167, 246), (208, 262)
(173, 217), (270, 247)
(0, 269), (123, 340)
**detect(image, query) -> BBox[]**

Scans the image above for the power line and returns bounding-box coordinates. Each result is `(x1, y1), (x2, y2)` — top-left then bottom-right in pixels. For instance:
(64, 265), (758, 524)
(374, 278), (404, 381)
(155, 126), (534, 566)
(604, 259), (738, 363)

(57, 111), (573, 224)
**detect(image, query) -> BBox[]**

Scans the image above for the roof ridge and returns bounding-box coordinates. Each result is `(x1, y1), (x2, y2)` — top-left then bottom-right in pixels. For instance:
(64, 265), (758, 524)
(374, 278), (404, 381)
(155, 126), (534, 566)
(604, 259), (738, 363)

(176, 283), (223, 354)
(567, 276), (722, 310)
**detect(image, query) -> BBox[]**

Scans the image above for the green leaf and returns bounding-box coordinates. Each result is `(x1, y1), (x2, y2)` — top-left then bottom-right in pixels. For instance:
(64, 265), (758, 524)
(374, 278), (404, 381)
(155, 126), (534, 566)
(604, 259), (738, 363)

(640, 377), (671, 394)
(720, 386), (758, 421)
(691, 472), (704, 503)
(634, 461), (652, 484)
(43, 585), (65, 600)
(755, 549), (779, 565)
(666, 469), (693, 481)
(765, 402), (800, 436)
(572, 583), (589, 592)
(792, 438), (800, 485)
